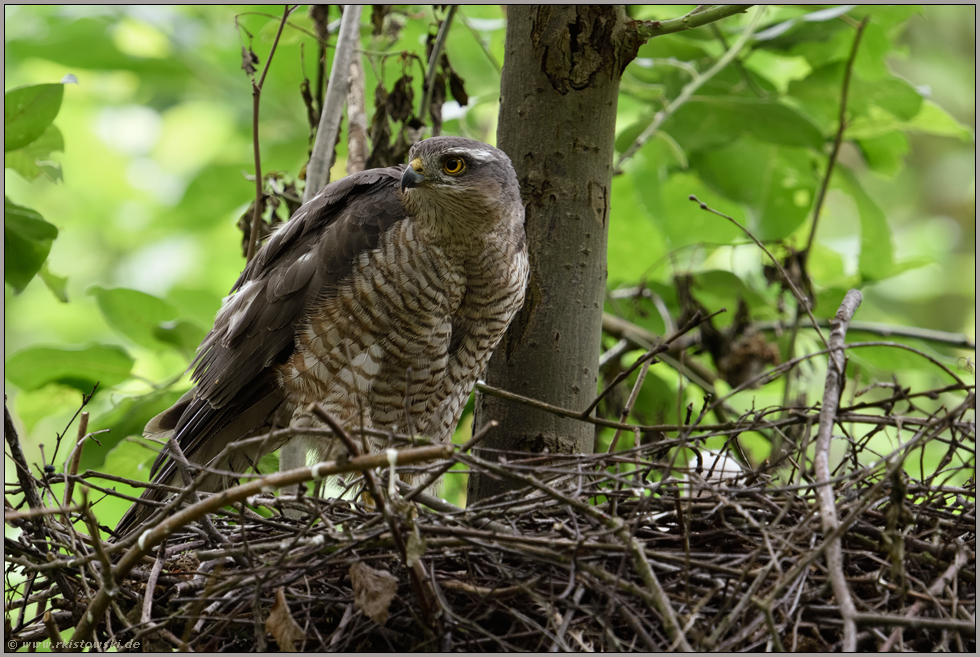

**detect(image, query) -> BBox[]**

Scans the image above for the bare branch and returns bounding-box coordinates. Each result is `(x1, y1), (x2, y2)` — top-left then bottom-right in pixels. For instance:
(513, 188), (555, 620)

(813, 289), (863, 651)
(303, 4), (363, 203)
(419, 5), (458, 134)
(345, 52), (368, 175)
(246, 5), (296, 263)
(632, 4), (753, 41)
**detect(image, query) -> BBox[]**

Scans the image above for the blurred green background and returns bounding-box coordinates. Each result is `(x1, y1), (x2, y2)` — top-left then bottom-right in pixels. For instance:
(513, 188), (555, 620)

(4, 5), (975, 519)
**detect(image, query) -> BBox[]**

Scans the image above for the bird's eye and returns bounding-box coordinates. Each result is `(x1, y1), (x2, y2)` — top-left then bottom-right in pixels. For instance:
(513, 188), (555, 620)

(442, 157), (466, 175)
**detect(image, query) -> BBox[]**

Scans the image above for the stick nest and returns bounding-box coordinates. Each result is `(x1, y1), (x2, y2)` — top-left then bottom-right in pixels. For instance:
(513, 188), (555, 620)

(6, 382), (975, 652)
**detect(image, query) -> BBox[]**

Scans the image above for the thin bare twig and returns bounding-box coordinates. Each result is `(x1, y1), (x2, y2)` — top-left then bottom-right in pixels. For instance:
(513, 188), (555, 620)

(803, 17), (869, 261)
(690, 195), (829, 349)
(419, 5), (458, 133)
(246, 5), (296, 262)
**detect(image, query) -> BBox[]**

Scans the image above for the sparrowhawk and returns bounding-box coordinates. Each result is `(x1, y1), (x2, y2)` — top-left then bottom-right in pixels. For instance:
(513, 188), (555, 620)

(118, 136), (528, 533)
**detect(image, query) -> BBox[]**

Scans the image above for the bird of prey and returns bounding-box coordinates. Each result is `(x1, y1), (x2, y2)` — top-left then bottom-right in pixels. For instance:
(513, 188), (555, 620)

(118, 136), (528, 533)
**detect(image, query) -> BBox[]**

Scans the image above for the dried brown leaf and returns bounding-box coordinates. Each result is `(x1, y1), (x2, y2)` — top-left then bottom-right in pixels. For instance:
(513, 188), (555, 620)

(349, 561), (398, 625)
(266, 587), (304, 651)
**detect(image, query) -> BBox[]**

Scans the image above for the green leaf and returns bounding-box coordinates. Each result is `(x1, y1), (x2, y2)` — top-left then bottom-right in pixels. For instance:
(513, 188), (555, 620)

(81, 387), (186, 471)
(856, 132), (909, 177)
(904, 100), (974, 142)
(852, 23), (891, 80)
(835, 168), (894, 282)
(634, 163), (745, 253)
(688, 270), (772, 321)
(846, 99), (974, 142)
(662, 98), (824, 155)
(4, 124), (65, 181)
(853, 77), (923, 122)
(153, 319), (207, 352)
(89, 285), (187, 349)
(4, 344), (134, 393)
(5, 17), (189, 86)
(4, 196), (58, 294)
(4, 83), (65, 152)
(608, 167), (669, 285)
(39, 262), (69, 302)
(691, 140), (818, 241)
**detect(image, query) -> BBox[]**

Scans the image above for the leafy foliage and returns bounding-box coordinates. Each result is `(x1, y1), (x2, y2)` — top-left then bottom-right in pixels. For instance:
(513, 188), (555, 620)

(4, 77), (75, 293)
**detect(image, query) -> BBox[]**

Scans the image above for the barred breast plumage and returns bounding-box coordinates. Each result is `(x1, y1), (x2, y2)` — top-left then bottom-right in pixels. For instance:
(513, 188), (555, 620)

(117, 136), (527, 533)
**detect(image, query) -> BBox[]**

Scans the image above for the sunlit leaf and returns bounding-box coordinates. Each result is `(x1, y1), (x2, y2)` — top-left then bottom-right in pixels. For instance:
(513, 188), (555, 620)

(834, 168), (894, 282)
(88, 285), (188, 349)
(4, 124), (64, 181)
(4, 83), (64, 152)
(4, 344), (134, 393)
(39, 262), (69, 302)
(4, 196), (58, 293)
(691, 140), (818, 241)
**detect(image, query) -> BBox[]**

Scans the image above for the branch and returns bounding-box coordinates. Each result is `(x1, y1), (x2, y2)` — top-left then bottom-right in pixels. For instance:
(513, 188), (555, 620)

(303, 4), (363, 203)
(632, 5), (753, 40)
(616, 5), (764, 172)
(246, 5), (295, 263)
(756, 319), (975, 351)
(345, 52), (368, 175)
(690, 195), (828, 349)
(803, 17), (869, 260)
(813, 289), (863, 652)
(5, 401), (43, 511)
(70, 444), (452, 643)
(419, 5), (458, 134)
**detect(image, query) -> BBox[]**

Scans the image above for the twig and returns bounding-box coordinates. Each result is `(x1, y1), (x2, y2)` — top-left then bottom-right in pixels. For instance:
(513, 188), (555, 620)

(803, 17), (869, 261)
(141, 541), (167, 628)
(294, 405), (436, 622)
(61, 411), (88, 511)
(303, 4), (363, 203)
(42, 611), (64, 652)
(70, 444), (452, 643)
(402, 420), (498, 501)
(6, 401), (44, 511)
(419, 5), (458, 132)
(246, 5), (296, 262)
(458, 451), (694, 651)
(632, 4), (753, 40)
(690, 195), (829, 349)
(813, 289), (863, 651)
(880, 548), (972, 650)
(607, 360), (649, 454)
(756, 319), (975, 350)
(585, 309), (719, 418)
(616, 5), (764, 172)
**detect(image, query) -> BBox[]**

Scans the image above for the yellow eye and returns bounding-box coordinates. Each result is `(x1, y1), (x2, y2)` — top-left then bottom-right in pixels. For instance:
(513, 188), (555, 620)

(442, 157), (466, 175)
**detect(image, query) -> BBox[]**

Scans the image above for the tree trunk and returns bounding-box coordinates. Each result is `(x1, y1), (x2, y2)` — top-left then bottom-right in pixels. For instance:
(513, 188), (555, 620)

(469, 5), (639, 503)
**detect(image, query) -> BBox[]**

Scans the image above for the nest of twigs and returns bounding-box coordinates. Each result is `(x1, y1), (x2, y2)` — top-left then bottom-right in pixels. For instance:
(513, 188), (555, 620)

(5, 297), (976, 652)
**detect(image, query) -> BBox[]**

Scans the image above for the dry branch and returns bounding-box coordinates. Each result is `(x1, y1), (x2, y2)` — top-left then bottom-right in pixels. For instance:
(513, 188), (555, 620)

(813, 289), (863, 651)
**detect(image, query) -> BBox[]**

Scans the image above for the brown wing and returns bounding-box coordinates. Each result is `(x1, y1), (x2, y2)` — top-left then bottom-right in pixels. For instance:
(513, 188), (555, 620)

(119, 166), (408, 533)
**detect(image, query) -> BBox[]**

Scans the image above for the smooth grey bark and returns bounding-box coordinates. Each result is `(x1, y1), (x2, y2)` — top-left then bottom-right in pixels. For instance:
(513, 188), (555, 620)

(469, 6), (640, 503)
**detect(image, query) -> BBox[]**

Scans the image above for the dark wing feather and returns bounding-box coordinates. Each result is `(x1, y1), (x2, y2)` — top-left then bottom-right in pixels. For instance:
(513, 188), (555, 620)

(118, 165), (408, 535)
(192, 165), (407, 408)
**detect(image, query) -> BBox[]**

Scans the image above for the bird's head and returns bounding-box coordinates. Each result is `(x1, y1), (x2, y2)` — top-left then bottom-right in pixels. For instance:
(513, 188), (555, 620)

(399, 137), (522, 235)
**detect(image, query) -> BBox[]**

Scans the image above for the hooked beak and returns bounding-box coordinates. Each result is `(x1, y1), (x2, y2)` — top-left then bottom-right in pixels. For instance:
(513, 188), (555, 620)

(400, 158), (425, 192)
